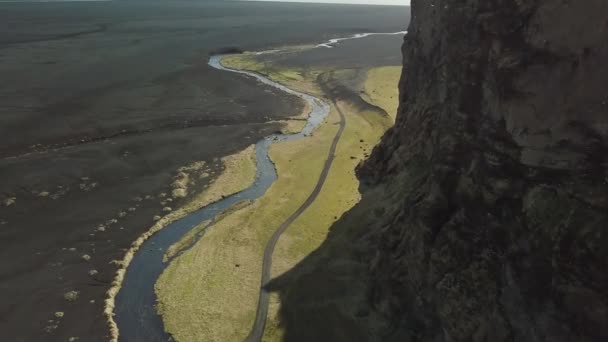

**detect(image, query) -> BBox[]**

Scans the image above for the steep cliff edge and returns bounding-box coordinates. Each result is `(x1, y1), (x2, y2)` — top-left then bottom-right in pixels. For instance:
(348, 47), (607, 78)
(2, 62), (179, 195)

(272, 1), (608, 341)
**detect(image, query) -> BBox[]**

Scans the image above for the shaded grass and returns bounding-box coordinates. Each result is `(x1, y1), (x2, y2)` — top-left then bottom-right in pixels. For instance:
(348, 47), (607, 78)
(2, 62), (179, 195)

(262, 99), (392, 342)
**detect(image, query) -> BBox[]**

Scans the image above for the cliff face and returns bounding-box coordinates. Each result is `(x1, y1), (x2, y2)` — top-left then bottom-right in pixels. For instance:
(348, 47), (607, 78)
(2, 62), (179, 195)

(359, 0), (608, 340)
(274, 1), (608, 341)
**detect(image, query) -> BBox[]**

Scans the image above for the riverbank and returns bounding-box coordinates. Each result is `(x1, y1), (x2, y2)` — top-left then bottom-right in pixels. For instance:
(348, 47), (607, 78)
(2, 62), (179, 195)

(154, 55), (400, 341)
(110, 52), (331, 341)
(105, 145), (258, 342)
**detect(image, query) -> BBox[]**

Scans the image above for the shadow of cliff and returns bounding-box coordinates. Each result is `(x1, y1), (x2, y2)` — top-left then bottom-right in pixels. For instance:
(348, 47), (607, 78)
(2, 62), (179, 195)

(265, 190), (381, 342)
(262, 69), (405, 342)
(265, 156), (429, 342)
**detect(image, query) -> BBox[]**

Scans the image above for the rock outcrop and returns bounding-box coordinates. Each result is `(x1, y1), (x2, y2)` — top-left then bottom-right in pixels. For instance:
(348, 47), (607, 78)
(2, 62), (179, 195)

(273, 1), (608, 341)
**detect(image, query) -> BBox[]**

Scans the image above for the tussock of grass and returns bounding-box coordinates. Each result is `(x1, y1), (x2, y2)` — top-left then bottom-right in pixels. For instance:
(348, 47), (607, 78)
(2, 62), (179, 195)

(104, 145), (257, 342)
(64, 291), (79, 302)
(171, 161), (206, 198)
(3, 197), (16, 207)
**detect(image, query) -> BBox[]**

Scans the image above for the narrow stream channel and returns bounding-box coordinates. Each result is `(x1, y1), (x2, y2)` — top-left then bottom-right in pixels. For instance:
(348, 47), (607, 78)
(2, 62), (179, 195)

(113, 31), (405, 342)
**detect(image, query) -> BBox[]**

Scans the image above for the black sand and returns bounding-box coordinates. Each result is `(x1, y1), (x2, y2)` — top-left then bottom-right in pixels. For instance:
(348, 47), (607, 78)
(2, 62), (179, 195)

(0, 1), (408, 341)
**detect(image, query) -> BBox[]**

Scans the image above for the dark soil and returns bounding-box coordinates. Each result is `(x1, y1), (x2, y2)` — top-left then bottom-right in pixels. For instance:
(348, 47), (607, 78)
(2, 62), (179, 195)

(264, 34), (406, 68)
(0, 1), (408, 341)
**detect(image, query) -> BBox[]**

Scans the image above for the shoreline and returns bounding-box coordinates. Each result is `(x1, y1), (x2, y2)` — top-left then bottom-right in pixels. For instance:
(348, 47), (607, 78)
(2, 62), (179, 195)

(104, 144), (259, 342)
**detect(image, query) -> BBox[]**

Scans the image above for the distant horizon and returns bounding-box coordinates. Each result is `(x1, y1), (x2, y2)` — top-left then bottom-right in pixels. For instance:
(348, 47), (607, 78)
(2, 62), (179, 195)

(0, 0), (409, 5)
(246, 0), (409, 5)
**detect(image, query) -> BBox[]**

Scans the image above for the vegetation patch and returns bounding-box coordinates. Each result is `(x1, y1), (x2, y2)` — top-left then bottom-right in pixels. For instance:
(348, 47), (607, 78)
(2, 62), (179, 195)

(221, 53), (323, 98)
(105, 145), (257, 342)
(262, 98), (392, 341)
(155, 103), (337, 342)
(361, 66), (402, 120)
(155, 56), (396, 342)
(163, 220), (211, 262)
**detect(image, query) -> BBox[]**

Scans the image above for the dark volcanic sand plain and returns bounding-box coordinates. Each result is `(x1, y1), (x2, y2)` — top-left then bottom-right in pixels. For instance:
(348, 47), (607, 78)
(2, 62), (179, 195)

(255, 31), (406, 104)
(0, 1), (408, 341)
(263, 33), (406, 68)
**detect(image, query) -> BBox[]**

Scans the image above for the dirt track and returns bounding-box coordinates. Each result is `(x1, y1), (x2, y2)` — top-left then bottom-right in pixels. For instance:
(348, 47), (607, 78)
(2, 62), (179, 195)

(244, 99), (347, 342)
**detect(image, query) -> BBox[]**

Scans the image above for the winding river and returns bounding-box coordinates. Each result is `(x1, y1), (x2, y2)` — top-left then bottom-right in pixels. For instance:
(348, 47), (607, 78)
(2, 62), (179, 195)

(113, 55), (330, 342)
(113, 31), (405, 342)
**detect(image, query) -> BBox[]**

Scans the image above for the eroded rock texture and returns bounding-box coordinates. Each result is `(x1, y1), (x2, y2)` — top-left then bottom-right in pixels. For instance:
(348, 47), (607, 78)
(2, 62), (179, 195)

(275, 1), (608, 341)
(359, 0), (608, 341)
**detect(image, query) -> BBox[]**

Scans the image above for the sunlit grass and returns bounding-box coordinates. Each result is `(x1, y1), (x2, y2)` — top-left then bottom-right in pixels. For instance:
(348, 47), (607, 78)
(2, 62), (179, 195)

(262, 100), (392, 342)
(154, 55), (396, 342)
(105, 145), (257, 342)
(155, 101), (336, 342)
(362, 66), (402, 120)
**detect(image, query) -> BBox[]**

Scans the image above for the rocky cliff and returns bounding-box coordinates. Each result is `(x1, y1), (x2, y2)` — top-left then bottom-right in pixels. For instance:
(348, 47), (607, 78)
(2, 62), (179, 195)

(273, 1), (608, 341)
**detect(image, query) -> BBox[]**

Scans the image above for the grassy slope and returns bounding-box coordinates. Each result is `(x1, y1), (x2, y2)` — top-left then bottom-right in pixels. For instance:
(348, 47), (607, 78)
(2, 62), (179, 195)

(362, 66), (402, 119)
(262, 99), (393, 341)
(155, 54), (399, 341)
(106, 144), (257, 341)
(260, 66), (400, 341)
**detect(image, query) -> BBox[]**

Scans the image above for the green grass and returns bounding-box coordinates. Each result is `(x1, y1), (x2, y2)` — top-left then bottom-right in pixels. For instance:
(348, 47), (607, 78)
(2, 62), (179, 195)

(155, 105), (336, 342)
(262, 98), (392, 342)
(362, 66), (402, 120)
(154, 55), (396, 342)
(163, 220), (210, 262)
(105, 145), (257, 342)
